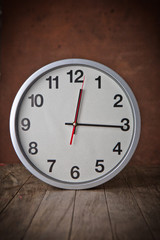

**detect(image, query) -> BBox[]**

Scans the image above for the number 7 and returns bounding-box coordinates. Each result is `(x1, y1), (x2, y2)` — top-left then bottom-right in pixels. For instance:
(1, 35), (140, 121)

(47, 159), (56, 172)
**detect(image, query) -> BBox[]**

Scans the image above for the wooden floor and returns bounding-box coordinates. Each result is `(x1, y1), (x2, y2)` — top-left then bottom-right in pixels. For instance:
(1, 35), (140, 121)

(0, 164), (159, 240)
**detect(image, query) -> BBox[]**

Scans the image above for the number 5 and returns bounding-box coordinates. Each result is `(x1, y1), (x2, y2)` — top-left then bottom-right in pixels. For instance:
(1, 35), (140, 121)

(95, 160), (104, 173)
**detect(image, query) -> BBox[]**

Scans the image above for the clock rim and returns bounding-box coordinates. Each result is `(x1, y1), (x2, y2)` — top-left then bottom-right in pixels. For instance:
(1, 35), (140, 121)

(9, 58), (141, 189)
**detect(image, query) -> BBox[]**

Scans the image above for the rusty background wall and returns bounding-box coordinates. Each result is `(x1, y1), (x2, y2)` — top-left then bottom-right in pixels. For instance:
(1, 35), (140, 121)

(0, 0), (160, 164)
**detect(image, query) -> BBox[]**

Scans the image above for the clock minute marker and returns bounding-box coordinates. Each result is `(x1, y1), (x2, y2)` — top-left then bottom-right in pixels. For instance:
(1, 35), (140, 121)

(70, 76), (85, 145)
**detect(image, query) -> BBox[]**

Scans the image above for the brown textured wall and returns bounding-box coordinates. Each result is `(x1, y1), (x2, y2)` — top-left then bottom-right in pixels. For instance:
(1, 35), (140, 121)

(0, 0), (160, 164)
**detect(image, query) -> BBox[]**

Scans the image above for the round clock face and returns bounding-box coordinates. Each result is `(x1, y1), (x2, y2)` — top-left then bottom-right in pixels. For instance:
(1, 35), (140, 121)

(10, 59), (141, 189)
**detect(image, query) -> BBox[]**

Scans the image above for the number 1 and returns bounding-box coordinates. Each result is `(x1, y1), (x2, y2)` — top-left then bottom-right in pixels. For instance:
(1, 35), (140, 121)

(95, 76), (101, 89)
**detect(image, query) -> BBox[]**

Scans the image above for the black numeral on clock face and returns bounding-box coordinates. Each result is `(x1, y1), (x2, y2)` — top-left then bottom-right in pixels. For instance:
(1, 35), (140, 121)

(28, 94), (44, 107)
(46, 76), (59, 89)
(28, 142), (38, 155)
(21, 118), (30, 131)
(67, 70), (84, 83)
(95, 160), (105, 173)
(70, 166), (80, 179)
(47, 159), (56, 172)
(95, 76), (101, 89)
(114, 94), (123, 107)
(121, 118), (130, 131)
(113, 142), (122, 155)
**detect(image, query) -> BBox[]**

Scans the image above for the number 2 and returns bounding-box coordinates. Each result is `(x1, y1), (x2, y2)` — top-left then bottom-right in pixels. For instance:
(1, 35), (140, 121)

(114, 94), (123, 107)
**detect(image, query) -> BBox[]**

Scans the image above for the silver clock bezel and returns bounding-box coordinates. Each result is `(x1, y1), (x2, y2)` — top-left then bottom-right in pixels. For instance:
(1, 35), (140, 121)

(10, 59), (141, 189)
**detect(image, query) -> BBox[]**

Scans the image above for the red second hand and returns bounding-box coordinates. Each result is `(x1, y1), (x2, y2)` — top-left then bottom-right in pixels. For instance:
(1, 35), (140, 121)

(70, 76), (85, 145)
(70, 125), (76, 145)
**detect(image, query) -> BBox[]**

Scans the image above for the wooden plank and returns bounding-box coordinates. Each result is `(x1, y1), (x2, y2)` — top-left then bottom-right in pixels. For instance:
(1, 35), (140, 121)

(0, 174), (48, 240)
(123, 166), (160, 240)
(0, 164), (31, 213)
(0, 164), (18, 181)
(70, 186), (113, 240)
(0, 165), (159, 240)
(104, 171), (154, 240)
(23, 188), (75, 240)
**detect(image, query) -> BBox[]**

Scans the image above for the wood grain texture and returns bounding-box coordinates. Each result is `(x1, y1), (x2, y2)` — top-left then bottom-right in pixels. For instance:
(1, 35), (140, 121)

(0, 164), (18, 181)
(0, 164), (30, 213)
(0, 0), (160, 165)
(0, 174), (48, 240)
(24, 188), (75, 240)
(70, 187), (113, 240)
(0, 164), (160, 240)
(123, 167), (160, 240)
(104, 172), (154, 240)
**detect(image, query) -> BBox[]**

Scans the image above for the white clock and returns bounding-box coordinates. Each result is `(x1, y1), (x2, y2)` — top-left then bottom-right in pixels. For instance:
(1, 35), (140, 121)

(10, 59), (141, 189)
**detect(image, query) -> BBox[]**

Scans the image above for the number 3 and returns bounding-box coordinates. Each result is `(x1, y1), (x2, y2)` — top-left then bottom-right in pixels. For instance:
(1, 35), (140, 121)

(121, 118), (130, 131)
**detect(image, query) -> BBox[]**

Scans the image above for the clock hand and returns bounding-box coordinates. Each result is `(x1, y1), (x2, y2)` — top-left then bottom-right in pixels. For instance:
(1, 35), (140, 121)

(70, 76), (85, 145)
(66, 122), (122, 129)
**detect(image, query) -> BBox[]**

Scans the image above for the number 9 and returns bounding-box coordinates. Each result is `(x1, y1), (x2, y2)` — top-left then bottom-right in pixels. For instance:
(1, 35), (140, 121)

(21, 118), (30, 131)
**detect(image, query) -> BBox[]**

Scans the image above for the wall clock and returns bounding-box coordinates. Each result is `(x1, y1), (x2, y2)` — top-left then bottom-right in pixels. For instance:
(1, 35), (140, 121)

(10, 59), (141, 189)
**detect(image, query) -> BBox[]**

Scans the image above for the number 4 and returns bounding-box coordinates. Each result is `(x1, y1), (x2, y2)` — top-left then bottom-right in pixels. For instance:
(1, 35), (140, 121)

(113, 142), (122, 155)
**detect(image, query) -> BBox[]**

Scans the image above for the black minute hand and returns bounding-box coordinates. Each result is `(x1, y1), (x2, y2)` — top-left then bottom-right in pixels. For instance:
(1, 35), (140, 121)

(65, 122), (122, 128)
